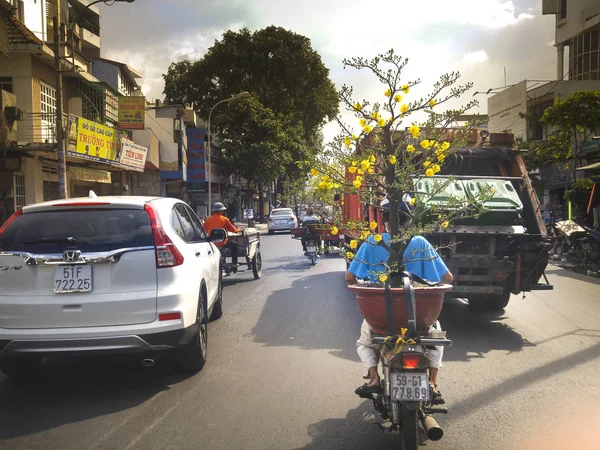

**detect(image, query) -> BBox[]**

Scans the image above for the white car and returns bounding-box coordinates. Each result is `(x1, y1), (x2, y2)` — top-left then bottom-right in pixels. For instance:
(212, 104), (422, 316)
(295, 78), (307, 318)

(0, 193), (225, 379)
(267, 208), (298, 234)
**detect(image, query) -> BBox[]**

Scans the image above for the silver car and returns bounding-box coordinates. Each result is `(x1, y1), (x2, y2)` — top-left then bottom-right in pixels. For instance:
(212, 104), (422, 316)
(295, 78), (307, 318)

(267, 208), (298, 234)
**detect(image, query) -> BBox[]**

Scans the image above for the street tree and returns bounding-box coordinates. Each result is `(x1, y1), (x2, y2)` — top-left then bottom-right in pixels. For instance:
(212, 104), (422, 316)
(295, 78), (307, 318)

(162, 26), (339, 218)
(535, 90), (600, 181)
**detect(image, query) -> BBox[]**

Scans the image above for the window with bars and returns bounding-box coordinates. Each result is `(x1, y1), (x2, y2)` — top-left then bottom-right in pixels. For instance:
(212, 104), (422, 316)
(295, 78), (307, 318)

(569, 29), (600, 80)
(40, 81), (57, 143)
(12, 172), (25, 209)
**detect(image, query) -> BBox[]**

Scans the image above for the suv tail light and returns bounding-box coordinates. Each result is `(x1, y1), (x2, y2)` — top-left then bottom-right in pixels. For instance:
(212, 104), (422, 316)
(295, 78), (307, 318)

(268, 218), (273, 222)
(0, 209), (22, 236)
(144, 203), (184, 268)
(289, 217), (295, 222)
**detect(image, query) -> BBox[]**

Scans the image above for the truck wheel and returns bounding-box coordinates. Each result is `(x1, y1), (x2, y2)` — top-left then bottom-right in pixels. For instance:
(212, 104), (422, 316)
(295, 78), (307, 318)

(252, 250), (262, 279)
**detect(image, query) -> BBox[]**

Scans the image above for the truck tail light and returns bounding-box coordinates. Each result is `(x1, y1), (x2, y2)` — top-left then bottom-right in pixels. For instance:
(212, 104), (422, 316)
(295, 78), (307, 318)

(145, 203), (184, 268)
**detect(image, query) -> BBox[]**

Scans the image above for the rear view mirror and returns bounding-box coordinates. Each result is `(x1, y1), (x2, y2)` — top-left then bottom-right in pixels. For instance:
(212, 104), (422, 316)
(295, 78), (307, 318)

(209, 228), (227, 243)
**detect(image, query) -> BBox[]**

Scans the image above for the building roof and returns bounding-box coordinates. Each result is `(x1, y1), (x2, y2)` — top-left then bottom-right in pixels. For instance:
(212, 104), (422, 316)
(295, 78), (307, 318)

(0, 8), (43, 48)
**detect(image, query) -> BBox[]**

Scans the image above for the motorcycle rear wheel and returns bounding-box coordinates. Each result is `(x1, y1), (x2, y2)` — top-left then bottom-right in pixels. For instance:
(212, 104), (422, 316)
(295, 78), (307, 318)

(400, 405), (418, 450)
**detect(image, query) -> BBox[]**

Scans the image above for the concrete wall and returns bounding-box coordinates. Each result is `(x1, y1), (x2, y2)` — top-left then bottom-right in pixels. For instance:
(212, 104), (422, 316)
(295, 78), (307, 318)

(146, 108), (183, 172)
(131, 171), (160, 196)
(0, 54), (33, 143)
(131, 128), (160, 170)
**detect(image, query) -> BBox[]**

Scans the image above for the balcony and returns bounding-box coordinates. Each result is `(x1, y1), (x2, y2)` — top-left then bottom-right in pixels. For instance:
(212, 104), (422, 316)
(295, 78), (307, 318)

(17, 112), (68, 149)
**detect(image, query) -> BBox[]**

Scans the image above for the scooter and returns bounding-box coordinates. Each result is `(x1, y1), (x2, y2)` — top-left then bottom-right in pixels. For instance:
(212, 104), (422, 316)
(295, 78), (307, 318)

(304, 236), (320, 266)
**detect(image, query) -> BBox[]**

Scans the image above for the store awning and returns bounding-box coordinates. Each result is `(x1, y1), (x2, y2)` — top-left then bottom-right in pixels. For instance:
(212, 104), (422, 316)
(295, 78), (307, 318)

(577, 161), (600, 171)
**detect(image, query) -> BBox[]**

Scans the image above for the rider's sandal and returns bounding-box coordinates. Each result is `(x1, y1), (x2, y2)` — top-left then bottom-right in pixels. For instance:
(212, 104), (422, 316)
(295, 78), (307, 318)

(355, 384), (381, 398)
(431, 384), (445, 405)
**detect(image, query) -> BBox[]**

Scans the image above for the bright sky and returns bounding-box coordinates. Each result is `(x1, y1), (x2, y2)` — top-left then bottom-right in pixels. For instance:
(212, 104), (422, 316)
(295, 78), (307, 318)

(98, 0), (556, 142)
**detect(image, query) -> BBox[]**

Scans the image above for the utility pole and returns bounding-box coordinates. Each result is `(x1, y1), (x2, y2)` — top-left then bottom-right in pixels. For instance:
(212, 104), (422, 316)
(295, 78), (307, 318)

(53, 11), (67, 199)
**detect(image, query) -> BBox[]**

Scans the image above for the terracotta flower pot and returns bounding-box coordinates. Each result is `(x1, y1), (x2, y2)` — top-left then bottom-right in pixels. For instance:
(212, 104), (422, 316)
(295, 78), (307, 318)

(348, 284), (453, 335)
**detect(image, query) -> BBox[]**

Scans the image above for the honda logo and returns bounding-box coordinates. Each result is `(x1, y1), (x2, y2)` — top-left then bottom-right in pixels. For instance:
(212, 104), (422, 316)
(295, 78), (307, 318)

(62, 250), (81, 262)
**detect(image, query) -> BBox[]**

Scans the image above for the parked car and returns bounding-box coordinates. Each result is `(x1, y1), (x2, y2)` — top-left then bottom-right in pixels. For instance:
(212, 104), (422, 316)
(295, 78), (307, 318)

(0, 193), (225, 379)
(267, 208), (298, 234)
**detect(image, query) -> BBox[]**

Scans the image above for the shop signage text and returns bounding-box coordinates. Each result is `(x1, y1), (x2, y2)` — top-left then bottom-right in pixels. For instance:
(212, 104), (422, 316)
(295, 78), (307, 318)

(119, 139), (148, 172)
(69, 167), (112, 184)
(118, 97), (146, 130)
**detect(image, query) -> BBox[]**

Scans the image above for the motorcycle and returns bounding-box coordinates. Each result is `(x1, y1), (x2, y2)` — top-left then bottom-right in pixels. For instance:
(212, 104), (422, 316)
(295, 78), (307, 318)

(304, 236), (320, 266)
(364, 276), (452, 449)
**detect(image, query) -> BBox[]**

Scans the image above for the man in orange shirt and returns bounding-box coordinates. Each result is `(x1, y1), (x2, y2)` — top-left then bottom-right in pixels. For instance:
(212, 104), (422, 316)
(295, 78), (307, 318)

(204, 202), (241, 266)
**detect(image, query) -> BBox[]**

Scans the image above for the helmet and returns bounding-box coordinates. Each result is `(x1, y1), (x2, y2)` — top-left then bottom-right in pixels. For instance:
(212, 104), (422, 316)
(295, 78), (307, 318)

(380, 198), (390, 212)
(211, 202), (227, 212)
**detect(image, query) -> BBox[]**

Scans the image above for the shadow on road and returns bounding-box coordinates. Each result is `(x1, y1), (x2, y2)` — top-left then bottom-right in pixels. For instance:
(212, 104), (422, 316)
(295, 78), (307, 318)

(0, 356), (188, 441)
(439, 298), (534, 362)
(252, 271), (363, 362)
(291, 400), (406, 450)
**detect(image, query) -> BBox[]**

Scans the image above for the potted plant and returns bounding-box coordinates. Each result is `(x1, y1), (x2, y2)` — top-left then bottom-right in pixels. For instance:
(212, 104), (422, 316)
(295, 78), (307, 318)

(305, 50), (492, 334)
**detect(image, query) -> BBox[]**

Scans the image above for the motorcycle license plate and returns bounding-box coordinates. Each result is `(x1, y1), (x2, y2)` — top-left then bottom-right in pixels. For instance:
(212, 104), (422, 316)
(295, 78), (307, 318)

(307, 245), (317, 253)
(390, 373), (430, 402)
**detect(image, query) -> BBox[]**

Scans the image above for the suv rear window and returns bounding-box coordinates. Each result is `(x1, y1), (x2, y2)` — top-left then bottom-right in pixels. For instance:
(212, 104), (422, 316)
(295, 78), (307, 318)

(0, 209), (153, 253)
(271, 210), (293, 216)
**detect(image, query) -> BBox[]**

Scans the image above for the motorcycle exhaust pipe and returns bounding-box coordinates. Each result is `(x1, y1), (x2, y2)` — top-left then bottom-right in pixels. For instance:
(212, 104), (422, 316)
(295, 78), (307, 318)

(421, 414), (444, 441)
(140, 358), (155, 368)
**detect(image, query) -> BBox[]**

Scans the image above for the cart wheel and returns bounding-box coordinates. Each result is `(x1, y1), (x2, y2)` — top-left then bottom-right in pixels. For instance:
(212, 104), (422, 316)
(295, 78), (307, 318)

(252, 249), (262, 279)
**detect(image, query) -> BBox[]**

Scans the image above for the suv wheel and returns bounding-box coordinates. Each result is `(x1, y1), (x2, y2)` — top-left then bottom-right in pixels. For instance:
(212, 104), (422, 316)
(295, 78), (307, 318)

(0, 357), (41, 380)
(173, 291), (208, 374)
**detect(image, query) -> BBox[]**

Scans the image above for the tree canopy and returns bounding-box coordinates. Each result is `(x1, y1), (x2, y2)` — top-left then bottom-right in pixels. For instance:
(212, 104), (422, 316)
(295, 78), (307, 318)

(530, 90), (600, 176)
(162, 26), (339, 186)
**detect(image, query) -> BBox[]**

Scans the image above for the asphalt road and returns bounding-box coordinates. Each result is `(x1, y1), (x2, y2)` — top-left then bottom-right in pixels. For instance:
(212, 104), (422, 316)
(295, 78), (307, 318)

(1, 232), (599, 450)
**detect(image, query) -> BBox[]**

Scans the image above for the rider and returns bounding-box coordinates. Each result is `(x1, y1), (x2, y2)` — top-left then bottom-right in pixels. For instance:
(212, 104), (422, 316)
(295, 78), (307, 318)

(300, 207), (321, 253)
(204, 202), (241, 266)
(345, 198), (453, 403)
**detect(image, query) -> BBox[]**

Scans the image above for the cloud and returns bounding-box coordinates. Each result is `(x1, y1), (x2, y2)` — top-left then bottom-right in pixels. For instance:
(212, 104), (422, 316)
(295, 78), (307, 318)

(97, 0), (557, 141)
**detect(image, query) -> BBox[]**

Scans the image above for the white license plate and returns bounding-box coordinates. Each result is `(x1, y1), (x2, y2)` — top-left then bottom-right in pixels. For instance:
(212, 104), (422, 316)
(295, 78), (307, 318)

(390, 372), (430, 402)
(307, 245), (317, 253)
(54, 265), (92, 293)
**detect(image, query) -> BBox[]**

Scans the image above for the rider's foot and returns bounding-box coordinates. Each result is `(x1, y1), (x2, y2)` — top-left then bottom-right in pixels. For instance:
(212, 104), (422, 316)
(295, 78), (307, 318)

(431, 384), (445, 405)
(355, 383), (381, 398)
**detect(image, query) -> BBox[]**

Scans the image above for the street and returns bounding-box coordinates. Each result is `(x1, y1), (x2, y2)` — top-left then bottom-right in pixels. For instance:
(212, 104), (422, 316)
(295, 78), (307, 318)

(0, 232), (599, 450)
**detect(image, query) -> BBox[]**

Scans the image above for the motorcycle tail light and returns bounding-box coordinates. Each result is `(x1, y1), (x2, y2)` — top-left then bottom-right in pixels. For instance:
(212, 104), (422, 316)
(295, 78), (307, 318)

(401, 353), (423, 369)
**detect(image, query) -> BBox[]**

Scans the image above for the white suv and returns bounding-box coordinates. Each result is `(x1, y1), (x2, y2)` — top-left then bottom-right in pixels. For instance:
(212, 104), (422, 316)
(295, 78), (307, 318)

(0, 193), (225, 379)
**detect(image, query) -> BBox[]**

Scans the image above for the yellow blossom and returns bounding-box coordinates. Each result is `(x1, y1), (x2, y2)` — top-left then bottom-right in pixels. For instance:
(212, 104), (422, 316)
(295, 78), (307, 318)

(351, 161), (358, 166)
(326, 182), (334, 190)
(431, 164), (441, 174)
(372, 111), (380, 120)
(378, 118), (386, 127)
(400, 104), (409, 114)
(373, 234), (383, 243)
(389, 155), (397, 165)
(348, 166), (357, 174)
(363, 125), (373, 133)
(429, 99), (437, 107)
(368, 167), (375, 174)
(353, 179), (362, 189)
(441, 141), (450, 151)
(369, 155), (376, 163)
(331, 226), (339, 235)
(343, 137), (351, 147)
(360, 230), (370, 240)
(346, 251), (354, 259)
(384, 89), (392, 97)
(369, 221), (378, 231)
(318, 181), (326, 189)
(409, 124), (420, 138)
(349, 240), (358, 249)
(360, 160), (371, 171)
(388, 116), (394, 123)
(394, 94), (402, 103)
(322, 174), (330, 181)
(437, 153), (446, 162)
(421, 140), (431, 149)
(359, 118), (367, 127)
(402, 84), (410, 94)
(353, 103), (363, 111)
(410, 197), (416, 206)
(424, 160), (431, 168)
(426, 168), (434, 177)
(441, 221), (449, 229)
(333, 183), (341, 188)
(379, 274), (388, 283)
(351, 134), (357, 140)
(407, 144), (416, 153)
(357, 168), (365, 175)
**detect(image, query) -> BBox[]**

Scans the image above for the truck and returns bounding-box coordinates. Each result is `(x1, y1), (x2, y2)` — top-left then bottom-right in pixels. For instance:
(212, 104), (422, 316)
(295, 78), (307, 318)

(342, 131), (554, 312)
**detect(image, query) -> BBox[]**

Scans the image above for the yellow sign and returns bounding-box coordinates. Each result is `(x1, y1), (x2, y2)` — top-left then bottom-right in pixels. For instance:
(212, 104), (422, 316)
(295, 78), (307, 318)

(67, 115), (118, 164)
(118, 96), (145, 129)
(69, 167), (112, 184)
